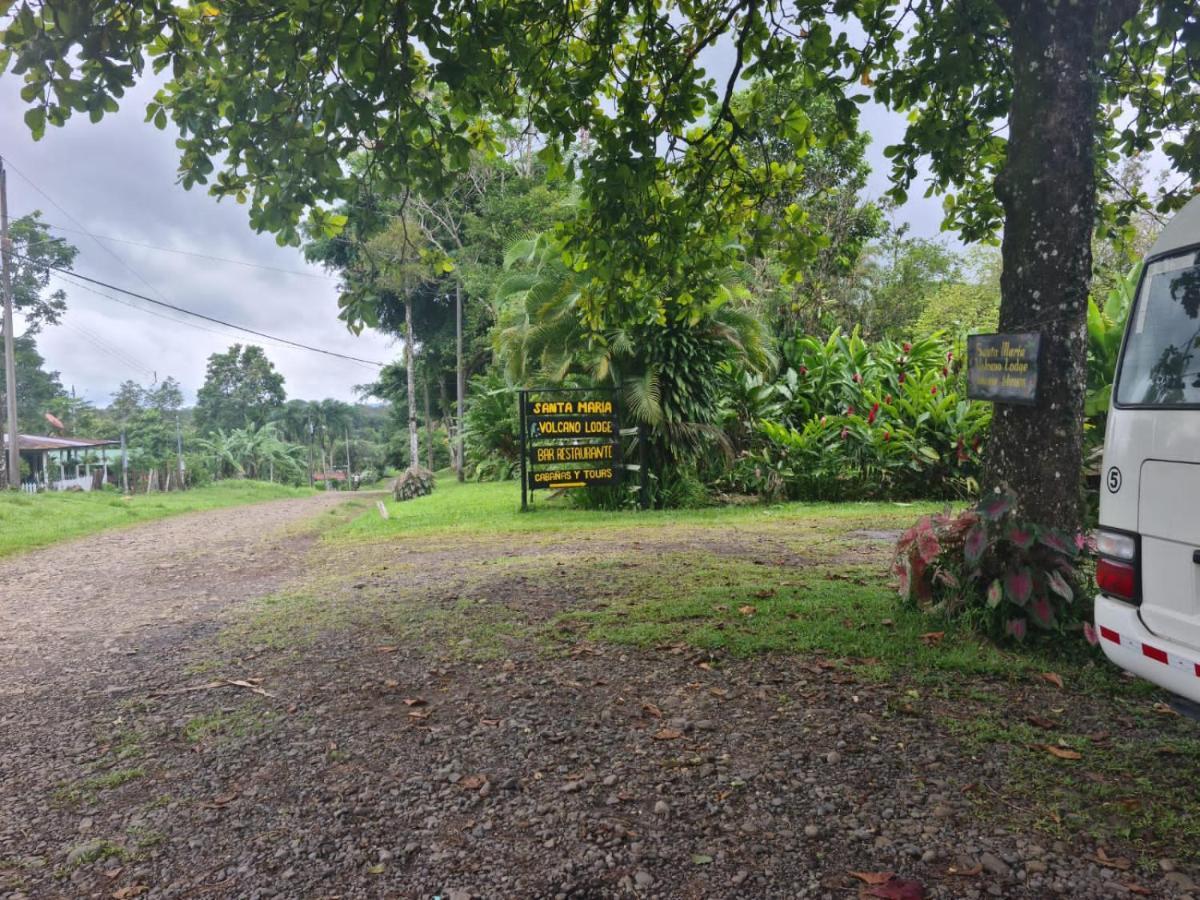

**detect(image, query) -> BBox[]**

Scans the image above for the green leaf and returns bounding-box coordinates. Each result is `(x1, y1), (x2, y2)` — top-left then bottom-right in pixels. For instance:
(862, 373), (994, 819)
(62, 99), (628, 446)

(23, 106), (45, 139)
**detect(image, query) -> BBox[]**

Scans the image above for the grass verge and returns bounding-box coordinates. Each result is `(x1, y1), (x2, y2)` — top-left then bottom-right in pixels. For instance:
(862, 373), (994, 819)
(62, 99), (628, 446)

(0, 480), (317, 558)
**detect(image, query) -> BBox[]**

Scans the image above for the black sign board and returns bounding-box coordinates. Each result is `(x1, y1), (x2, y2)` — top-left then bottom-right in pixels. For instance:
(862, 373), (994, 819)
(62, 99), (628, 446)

(520, 388), (633, 508)
(967, 333), (1041, 406)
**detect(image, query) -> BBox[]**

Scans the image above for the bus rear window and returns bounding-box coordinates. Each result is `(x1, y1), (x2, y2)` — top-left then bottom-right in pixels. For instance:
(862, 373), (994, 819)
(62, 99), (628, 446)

(1116, 249), (1200, 407)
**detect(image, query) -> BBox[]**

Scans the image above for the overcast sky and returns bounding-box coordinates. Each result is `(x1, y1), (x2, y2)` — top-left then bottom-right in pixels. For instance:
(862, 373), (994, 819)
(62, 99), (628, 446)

(0, 35), (950, 410)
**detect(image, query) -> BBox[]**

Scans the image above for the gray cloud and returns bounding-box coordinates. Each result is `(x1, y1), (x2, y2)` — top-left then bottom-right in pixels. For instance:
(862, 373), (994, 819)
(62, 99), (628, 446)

(1, 77), (397, 408)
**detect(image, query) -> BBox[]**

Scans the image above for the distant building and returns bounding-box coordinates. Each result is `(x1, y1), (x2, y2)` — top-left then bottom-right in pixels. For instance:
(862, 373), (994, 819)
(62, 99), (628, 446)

(2, 434), (120, 491)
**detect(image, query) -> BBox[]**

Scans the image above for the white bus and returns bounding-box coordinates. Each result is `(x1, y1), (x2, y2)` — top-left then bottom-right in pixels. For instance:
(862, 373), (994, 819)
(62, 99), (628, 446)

(1095, 194), (1200, 703)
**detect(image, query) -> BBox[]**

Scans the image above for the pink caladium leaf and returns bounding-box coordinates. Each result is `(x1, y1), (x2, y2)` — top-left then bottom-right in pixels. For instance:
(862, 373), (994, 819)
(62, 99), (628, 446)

(1006, 524), (1035, 549)
(1038, 528), (1078, 559)
(963, 522), (988, 564)
(1046, 569), (1074, 603)
(916, 531), (941, 565)
(1083, 622), (1099, 646)
(1005, 567), (1033, 606)
(986, 579), (1003, 609)
(1030, 595), (1056, 629)
(1006, 617), (1028, 641)
(977, 491), (1014, 522)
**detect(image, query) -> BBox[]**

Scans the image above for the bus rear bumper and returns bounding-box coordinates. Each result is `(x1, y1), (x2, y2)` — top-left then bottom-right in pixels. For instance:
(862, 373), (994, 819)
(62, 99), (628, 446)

(1095, 594), (1200, 705)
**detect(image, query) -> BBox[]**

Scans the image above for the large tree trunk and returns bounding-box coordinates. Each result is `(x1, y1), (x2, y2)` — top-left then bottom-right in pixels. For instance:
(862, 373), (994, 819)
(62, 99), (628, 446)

(405, 297), (419, 469)
(424, 370), (434, 471)
(985, 0), (1135, 532)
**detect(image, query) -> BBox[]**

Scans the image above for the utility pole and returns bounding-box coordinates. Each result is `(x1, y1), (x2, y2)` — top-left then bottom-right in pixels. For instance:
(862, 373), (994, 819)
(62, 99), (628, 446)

(120, 430), (129, 494)
(344, 424), (352, 491)
(455, 282), (465, 482)
(175, 412), (186, 490)
(307, 418), (314, 488)
(0, 158), (20, 489)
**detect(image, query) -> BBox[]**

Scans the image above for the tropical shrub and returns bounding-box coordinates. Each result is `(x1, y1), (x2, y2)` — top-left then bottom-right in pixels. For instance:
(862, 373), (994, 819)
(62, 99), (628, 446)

(393, 466), (435, 501)
(735, 329), (989, 500)
(462, 372), (520, 481)
(893, 491), (1085, 641)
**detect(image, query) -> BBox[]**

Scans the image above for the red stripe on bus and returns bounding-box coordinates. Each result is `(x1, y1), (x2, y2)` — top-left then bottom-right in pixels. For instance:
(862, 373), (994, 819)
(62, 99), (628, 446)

(1100, 626), (1120, 644)
(1143, 644), (1169, 664)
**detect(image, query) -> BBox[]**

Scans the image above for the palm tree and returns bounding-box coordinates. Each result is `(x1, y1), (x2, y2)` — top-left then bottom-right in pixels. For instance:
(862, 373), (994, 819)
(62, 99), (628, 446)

(495, 232), (773, 459)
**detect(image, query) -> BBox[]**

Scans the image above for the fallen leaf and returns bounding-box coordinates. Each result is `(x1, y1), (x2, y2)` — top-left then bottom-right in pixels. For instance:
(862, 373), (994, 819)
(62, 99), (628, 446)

(103, 867), (124, 880)
(691, 854), (713, 865)
(1157, 745), (1182, 755)
(709, 688), (729, 698)
(881, 619), (895, 627)
(383, 679), (399, 688)
(367, 863), (385, 874)
(376, 645), (398, 653)
(642, 702), (663, 719)
(1092, 847), (1131, 871)
(1152, 701), (1180, 717)
(1041, 672), (1064, 689)
(112, 887), (149, 900)
(481, 718), (501, 727)
(460, 774), (486, 790)
(753, 589), (775, 599)
(402, 697), (428, 707)
(919, 631), (944, 645)
(1123, 882), (1152, 895)
(211, 792), (238, 807)
(712, 604), (729, 612)
(738, 605), (757, 616)
(652, 728), (683, 741)
(1043, 744), (1082, 760)
(864, 876), (926, 899)
(408, 709), (430, 720)
(946, 863), (983, 877)
(850, 871), (894, 885)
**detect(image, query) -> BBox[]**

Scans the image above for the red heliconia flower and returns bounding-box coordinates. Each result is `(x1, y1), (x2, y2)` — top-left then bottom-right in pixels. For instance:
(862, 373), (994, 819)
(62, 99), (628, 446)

(883, 430), (891, 442)
(852, 372), (862, 384)
(898, 372), (906, 384)
(941, 366), (949, 377)
(902, 341), (912, 352)
(931, 385), (938, 395)
(799, 365), (808, 376)
(840, 427), (850, 440)
(972, 436), (981, 451)
(946, 350), (954, 361)
(867, 403), (879, 425)
(884, 394), (892, 405)
(846, 405), (855, 415)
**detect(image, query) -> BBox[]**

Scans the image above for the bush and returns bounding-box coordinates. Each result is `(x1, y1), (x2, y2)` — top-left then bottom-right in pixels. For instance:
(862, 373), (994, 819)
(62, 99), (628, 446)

(893, 491), (1086, 641)
(733, 328), (989, 500)
(463, 373), (520, 481)
(392, 466), (435, 502)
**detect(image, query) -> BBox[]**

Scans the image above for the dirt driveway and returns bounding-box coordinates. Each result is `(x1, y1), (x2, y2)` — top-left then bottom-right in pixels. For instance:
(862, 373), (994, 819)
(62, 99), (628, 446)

(0, 492), (358, 695)
(1, 495), (1198, 900)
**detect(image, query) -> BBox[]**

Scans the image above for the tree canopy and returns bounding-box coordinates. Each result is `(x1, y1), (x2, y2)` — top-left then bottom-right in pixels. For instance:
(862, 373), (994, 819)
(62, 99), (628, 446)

(193, 344), (286, 433)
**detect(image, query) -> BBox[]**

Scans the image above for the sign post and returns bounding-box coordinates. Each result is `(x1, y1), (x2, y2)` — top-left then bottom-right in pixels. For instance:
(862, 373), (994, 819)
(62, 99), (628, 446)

(966, 333), (1041, 406)
(519, 387), (624, 508)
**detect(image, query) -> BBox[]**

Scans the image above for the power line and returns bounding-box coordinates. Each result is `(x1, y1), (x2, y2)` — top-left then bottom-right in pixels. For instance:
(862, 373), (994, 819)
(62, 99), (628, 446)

(59, 320), (157, 380)
(19, 256), (387, 367)
(2, 157), (184, 315)
(19, 218), (338, 281)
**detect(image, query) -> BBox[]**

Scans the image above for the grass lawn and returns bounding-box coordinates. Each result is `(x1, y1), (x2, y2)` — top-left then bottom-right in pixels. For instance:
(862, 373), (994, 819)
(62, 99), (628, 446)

(0, 480), (316, 558)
